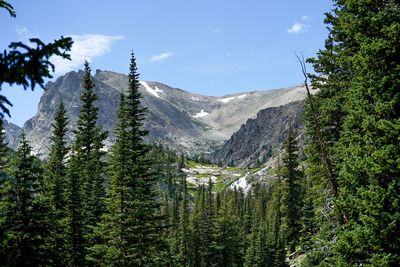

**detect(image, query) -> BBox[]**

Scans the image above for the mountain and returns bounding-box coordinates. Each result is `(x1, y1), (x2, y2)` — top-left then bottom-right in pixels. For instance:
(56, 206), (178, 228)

(2, 120), (21, 149)
(3, 69), (308, 162)
(213, 100), (304, 167)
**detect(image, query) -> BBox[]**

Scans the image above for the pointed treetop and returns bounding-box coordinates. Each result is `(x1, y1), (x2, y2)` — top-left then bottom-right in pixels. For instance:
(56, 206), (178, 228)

(128, 52), (140, 85)
(51, 101), (68, 133)
(82, 60), (95, 90)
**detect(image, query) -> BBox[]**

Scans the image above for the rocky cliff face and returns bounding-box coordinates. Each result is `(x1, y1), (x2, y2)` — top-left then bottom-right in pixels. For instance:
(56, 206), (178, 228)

(4, 69), (308, 162)
(213, 100), (304, 167)
(2, 120), (21, 149)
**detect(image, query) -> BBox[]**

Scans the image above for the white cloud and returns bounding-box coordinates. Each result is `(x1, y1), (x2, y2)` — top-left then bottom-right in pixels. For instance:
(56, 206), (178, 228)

(51, 34), (125, 74)
(288, 22), (306, 34)
(209, 27), (223, 33)
(301, 15), (309, 21)
(149, 52), (173, 62)
(15, 25), (28, 35)
(288, 16), (310, 34)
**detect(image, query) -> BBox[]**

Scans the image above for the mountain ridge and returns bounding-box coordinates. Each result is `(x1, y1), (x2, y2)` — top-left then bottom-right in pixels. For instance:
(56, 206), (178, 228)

(3, 69), (307, 164)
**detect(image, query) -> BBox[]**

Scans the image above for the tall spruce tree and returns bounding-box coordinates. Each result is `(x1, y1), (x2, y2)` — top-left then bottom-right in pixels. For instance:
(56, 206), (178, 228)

(72, 61), (107, 225)
(45, 101), (69, 266)
(89, 53), (163, 266)
(86, 93), (130, 266)
(65, 155), (85, 266)
(66, 61), (107, 265)
(46, 101), (69, 214)
(281, 124), (303, 253)
(0, 134), (49, 266)
(177, 177), (190, 266)
(125, 52), (163, 265)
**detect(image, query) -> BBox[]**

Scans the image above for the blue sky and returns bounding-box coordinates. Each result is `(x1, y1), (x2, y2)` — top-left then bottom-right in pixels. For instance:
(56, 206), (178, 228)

(1, 0), (333, 126)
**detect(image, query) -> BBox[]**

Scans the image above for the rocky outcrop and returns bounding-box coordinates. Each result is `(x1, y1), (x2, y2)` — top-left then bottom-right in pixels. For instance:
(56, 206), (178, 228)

(2, 120), (21, 149)
(213, 100), (304, 167)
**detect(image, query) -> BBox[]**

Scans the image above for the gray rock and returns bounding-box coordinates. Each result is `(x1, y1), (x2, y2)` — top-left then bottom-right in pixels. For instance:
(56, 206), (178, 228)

(213, 101), (304, 167)
(2, 120), (21, 148)
(4, 69), (307, 164)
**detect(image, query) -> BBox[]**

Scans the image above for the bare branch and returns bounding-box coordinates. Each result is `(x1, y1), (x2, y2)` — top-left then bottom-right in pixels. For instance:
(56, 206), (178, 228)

(295, 52), (339, 198)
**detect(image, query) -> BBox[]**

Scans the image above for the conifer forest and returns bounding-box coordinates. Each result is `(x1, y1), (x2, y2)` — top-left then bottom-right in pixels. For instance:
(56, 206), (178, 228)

(1, 0), (400, 266)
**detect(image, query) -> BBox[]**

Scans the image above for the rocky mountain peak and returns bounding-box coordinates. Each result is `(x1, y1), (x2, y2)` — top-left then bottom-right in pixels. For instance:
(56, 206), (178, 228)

(3, 69), (308, 164)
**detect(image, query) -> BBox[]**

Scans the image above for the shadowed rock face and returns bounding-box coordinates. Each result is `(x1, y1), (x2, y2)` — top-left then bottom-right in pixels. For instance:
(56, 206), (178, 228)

(2, 120), (21, 149)
(3, 69), (307, 163)
(213, 100), (305, 167)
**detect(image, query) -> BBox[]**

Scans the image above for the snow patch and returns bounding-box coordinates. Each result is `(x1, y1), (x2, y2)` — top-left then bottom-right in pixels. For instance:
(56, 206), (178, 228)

(218, 94), (247, 103)
(139, 81), (163, 98)
(218, 96), (235, 103)
(193, 109), (210, 118)
(230, 174), (251, 194)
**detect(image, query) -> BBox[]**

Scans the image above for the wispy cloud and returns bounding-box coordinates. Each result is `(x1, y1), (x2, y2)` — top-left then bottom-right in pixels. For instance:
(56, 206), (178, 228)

(51, 34), (125, 74)
(288, 16), (309, 34)
(15, 25), (28, 35)
(209, 27), (223, 33)
(149, 52), (173, 62)
(15, 25), (38, 40)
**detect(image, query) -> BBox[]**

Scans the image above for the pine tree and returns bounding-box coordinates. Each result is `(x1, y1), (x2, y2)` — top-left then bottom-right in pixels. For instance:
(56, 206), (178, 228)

(177, 177), (190, 266)
(65, 154), (86, 266)
(45, 101), (69, 266)
(281, 124), (303, 253)
(189, 185), (206, 266)
(160, 192), (174, 266)
(0, 134), (49, 266)
(46, 101), (69, 215)
(203, 178), (215, 266)
(170, 190), (181, 265)
(267, 179), (287, 267)
(86, 93), (129, 266)
(212, 191), (242, 266)
(244, 220), (258, 267)
(72, 61), (107, 226)
(123, 52), (164, 265)
(89, 53), (163, 266)
(66, 61), (107, 265)
(0, 119), (7, 263)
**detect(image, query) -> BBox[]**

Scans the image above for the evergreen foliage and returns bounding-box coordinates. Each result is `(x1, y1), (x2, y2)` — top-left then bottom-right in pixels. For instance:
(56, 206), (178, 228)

(88, 53), (163, 266)
(122, 52), (164, 265)
(2, 1), (399, 264)
(46, 102), (69, 214)
(65, 154), (86, 266)
(65, 61), (107, 265)
(177, 177), (190, 266)
(212, 190), (243, 266)
(281, 124), (303, 253)
(45, 101), (70, 266)
(0, 1), (72, 118)
(303, 0), (400, 265)
(0, 135), (49, 266)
